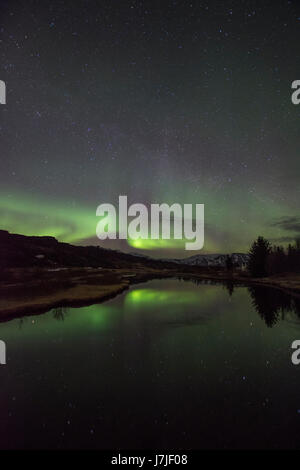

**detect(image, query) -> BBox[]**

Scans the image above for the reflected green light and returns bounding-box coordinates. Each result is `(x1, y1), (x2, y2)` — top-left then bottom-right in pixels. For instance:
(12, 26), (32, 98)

(0, 303), (119, 342)
(124, 282), (232, 313)
(126, 287), (201, 308)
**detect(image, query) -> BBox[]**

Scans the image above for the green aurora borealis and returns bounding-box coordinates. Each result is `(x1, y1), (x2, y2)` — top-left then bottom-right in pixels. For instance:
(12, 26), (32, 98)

(0, 185), (298, 255)
(1, 1), (300, 257)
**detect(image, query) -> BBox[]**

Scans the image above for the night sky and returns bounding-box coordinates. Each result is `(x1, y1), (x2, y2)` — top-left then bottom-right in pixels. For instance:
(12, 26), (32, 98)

(0, 0), (300, 257)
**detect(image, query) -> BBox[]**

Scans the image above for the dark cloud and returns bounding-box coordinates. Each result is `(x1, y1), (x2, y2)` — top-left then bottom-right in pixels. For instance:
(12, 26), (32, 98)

(270, 236), (298, 244)
(271, 217), (300, 233)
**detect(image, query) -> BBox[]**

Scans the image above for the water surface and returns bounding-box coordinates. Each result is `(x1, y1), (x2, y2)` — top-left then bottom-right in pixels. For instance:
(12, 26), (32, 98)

(0, 279), (299, 449)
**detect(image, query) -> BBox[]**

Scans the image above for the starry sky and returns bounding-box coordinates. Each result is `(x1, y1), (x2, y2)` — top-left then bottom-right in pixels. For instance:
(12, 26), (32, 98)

(0, 0), (300, 257)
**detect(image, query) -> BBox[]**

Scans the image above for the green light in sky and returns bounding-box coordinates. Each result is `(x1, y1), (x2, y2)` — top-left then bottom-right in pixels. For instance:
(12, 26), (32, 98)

(0, 186), (298, 253)
(128, 237), (188, 250)
(0, 192), (110, 243)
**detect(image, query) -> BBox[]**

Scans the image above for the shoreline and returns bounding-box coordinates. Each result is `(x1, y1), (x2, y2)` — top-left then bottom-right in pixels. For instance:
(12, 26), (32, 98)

(0, 267), (299, 322)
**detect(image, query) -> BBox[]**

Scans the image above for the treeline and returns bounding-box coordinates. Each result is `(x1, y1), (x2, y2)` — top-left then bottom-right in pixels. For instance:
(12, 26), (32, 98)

(247, 236), (300, 277)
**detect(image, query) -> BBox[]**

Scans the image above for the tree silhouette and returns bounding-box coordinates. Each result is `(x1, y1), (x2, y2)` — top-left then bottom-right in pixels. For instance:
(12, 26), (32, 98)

(264, 239), (300, 275)
(225, 254), (233, 271)
(223, 279), (235, 296)
(52, 306), (68, 321)
(248, 285), (300, 327)
(247, 236), (271, 277)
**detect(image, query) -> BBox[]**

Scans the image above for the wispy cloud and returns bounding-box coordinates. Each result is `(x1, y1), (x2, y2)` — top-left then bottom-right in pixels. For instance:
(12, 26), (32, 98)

(270, 216), (300, 233)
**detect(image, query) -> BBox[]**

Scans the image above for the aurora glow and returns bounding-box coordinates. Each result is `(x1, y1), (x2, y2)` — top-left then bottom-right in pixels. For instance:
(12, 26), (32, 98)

(0, 187), (297, 255)
(124, 283), (226, 313)
(0, 192), (97, 242)
(0, 1), (299, 256)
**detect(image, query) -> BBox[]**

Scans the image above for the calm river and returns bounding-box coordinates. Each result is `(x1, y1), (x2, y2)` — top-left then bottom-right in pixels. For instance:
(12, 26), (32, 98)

(0, 279), (299, 449)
